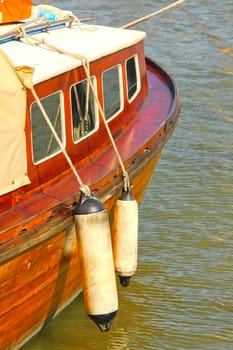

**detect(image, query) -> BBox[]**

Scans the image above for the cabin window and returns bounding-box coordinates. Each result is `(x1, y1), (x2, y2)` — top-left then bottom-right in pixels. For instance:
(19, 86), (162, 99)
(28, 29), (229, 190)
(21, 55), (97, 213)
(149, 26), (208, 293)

(102, 65), (123, 120)
(71, 78), (97, 142)
(30, 91), (64, 164)
(126, 55), (140, 101)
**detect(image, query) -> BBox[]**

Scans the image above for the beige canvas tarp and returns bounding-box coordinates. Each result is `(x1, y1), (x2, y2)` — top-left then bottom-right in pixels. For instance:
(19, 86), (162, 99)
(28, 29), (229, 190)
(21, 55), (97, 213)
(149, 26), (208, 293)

(0, 49), (30, 196)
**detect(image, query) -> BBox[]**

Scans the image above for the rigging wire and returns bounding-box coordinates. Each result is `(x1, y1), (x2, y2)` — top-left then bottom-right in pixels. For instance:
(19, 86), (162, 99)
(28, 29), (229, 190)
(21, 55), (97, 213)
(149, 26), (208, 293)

(122, 0), (189, 29)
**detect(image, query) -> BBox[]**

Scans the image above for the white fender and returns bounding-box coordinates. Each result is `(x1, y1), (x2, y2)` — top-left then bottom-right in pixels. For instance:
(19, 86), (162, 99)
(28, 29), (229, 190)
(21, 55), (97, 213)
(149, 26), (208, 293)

(112, 191), (138, 287)
(74, 193), (118, 331)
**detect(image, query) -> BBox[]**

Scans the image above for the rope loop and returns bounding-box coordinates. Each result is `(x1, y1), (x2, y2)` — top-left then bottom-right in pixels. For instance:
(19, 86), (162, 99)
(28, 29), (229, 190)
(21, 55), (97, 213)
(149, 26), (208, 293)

(123, 173), (131, 193)
(68, 14), (81, 29)
(80, 184), (91, 197)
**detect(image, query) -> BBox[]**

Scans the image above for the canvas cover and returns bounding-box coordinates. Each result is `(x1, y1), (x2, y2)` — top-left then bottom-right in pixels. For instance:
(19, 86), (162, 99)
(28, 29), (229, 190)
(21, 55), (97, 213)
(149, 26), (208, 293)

(0, 49), (30, 196)
(0, 0), (32, 23)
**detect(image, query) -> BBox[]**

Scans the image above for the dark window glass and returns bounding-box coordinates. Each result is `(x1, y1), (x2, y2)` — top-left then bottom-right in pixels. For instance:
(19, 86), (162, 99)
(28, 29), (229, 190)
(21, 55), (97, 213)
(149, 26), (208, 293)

(71, 78), (96, 141)
(126, 56), (139, 100)
(31, 92), (63, 163)
(103, 66), (121, 120)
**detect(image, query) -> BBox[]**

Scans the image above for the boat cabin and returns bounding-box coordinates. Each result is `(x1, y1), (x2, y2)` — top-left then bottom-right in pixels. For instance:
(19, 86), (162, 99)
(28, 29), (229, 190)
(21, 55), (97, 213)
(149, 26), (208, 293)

(0, 17), (147, 212)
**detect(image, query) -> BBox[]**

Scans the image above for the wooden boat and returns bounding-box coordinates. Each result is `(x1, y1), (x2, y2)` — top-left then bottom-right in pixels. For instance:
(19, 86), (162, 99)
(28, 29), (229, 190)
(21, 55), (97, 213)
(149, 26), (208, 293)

(0, 2), (180, 349)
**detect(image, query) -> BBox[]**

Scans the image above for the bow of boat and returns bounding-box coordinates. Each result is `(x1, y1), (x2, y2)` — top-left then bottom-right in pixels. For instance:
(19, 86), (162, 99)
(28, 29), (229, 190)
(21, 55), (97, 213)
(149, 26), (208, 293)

(0, 4), (180, 348)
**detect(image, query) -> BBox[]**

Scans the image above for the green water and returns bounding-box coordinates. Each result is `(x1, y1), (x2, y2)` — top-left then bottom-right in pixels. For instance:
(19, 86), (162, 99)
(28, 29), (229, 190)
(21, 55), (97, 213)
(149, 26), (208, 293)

(24, 1), (233, 349)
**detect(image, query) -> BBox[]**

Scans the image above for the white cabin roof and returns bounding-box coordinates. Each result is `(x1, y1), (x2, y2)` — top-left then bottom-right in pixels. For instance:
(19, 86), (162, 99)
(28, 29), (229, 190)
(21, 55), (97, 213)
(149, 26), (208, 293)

(1, 23), (146, 84)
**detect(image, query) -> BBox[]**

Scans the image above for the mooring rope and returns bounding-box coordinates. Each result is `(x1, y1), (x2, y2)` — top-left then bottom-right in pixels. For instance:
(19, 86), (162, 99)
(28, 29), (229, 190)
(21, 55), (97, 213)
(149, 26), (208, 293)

(30, 86), (91, 197)
(79, 56), (131, 192)
(39, 38), (131, 192)
(122, 0), (189, 29)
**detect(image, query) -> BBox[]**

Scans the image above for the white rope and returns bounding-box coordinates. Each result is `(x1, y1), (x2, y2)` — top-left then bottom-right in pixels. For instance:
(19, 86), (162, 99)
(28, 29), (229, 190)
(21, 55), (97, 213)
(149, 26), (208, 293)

(80, 57), (131, 192)
(122, 0), (189, 29)
(31, 37), (131, 192)
(31, 86), (91, 197)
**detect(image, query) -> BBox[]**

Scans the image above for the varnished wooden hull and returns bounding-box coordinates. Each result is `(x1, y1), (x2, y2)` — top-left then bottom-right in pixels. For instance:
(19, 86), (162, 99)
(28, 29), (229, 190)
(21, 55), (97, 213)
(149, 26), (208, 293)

(0, 58), (180, 349)
(0, 151), (161, 350)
